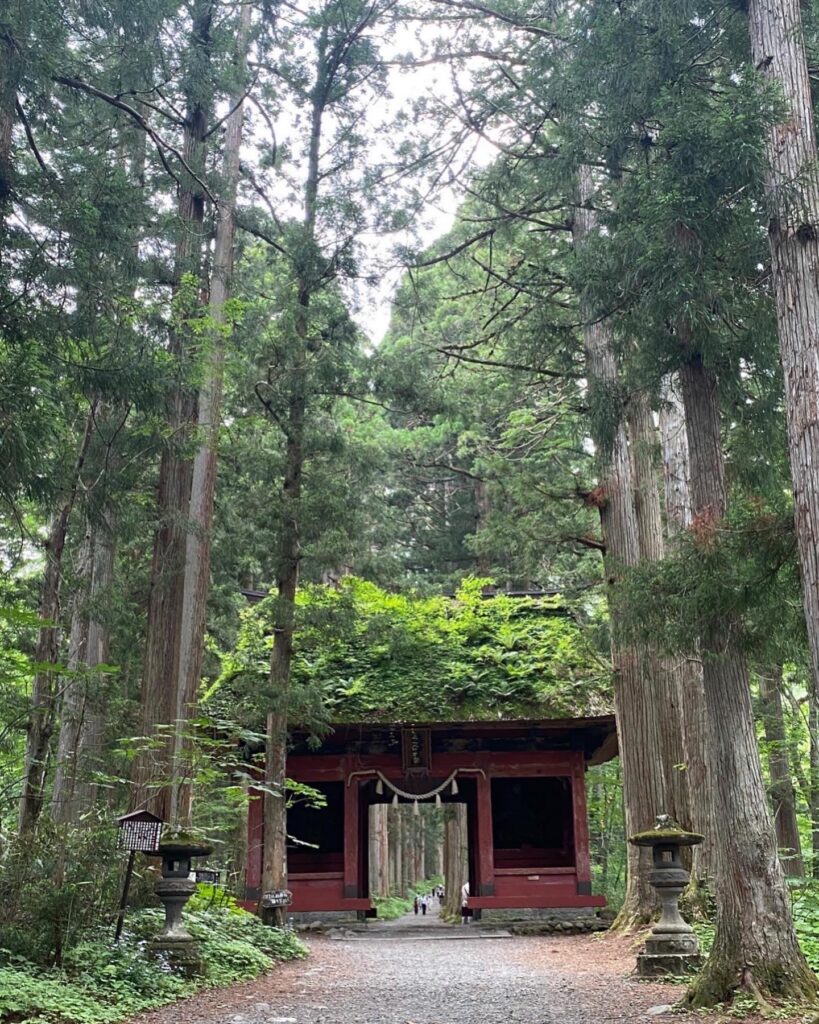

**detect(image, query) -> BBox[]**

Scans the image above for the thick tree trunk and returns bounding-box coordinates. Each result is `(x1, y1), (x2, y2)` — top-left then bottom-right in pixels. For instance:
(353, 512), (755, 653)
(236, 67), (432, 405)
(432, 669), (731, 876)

(171, 3), (252, 826)
(759, 668), (804, 877)
(260, 39), (330, 926)
(679, 355), (815, 1007)
(50, 526), (92, 823)
(748, 1), (819, 731)
(51, 507), (115, 822)
(658, 377), (715, 888)
(627, 394), (690, 832)
(574, 167), (665, 928)
(19, 406), (96, 832)
(132, 3), (212, 822)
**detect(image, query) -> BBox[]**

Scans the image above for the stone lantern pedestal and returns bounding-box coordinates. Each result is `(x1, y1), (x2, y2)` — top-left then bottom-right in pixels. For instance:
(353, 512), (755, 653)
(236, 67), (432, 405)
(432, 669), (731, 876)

(146, 835), (213, 975)
(629, 817), (703, 978)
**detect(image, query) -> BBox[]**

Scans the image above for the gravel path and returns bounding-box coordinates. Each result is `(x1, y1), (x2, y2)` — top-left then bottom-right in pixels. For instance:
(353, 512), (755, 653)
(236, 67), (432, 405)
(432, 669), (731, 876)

(133, 919), (807, 1024)
(134, 918), (698, 1024)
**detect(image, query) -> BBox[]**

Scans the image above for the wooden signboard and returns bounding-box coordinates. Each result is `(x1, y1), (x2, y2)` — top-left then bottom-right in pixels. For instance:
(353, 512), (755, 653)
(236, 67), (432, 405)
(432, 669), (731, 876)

(401, 728), (432, 775)
(261, 889), (293, 908)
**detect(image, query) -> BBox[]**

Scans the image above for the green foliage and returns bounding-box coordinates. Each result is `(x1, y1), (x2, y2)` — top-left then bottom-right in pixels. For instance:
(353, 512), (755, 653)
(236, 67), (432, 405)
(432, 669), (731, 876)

(615, 495), (804, 665)
(0, 907), (306, 1024)
(790, 883), (819, 974)
(216, 576), (611, 725)
(586, 761), (626, 913)
(371, 893), (415, 920)
(0, 820), (121, 965)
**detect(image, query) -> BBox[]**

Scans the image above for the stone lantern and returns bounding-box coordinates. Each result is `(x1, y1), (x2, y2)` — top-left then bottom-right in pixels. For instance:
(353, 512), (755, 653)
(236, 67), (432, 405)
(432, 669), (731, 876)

(629, 816), (703, 977)
(146, 833), (213, 974)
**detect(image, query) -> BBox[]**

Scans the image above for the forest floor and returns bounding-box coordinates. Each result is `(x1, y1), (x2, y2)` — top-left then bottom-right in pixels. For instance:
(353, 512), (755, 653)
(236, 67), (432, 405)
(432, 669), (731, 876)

(132, 913), (810, 1024)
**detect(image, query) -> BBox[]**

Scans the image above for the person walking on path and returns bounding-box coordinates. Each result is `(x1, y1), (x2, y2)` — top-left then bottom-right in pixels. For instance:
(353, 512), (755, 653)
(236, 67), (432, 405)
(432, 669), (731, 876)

(421, 896), (428, 916)
(461, 881), (470, 925)
(413, 896), (419, 915)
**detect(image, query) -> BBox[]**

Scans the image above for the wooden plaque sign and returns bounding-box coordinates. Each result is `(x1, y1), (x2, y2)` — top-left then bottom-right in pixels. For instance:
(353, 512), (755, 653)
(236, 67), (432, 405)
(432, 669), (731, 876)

(261, 889), (293, 908)
(401, 728), (432, 774)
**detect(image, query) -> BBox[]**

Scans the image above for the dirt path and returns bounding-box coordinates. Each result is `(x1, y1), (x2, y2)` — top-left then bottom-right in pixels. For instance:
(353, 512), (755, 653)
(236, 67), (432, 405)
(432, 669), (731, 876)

(134, 928), (713, 1024)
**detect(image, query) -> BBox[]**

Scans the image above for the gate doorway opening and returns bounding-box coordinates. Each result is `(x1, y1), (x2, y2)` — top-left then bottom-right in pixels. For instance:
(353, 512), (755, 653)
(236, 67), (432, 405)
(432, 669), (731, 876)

(367, 794), (471, 920)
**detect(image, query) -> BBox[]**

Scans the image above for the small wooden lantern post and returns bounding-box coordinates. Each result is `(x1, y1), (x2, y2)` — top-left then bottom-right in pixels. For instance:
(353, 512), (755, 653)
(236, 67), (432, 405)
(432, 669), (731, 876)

(114, 810), (163, 943)
(629, 815), (703, 977)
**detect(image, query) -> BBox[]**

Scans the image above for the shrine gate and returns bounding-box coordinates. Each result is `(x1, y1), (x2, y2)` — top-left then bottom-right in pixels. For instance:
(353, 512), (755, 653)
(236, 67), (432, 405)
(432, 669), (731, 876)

(245, 716), (617, 916)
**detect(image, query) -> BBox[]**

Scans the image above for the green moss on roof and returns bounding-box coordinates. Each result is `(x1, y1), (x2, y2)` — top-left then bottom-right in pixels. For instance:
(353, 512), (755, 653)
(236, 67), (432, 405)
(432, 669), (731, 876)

(212, 577), (612, 727)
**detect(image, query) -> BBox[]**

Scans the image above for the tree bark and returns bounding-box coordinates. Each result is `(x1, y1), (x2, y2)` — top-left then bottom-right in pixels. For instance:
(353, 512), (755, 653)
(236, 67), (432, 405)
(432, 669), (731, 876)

(51, 504), (115, 823)
(19, 405), (97, 832)
(658, 376), (715, 887)
(573, 166), (665, 928)
(627, 393), (690, 833)
(171, 1), (252, 827)
(811, 696), (819, 879)
(131, 2), (213, 822)
(260, 25), (331, 925)
(758, 667), (804, 877)
(679, 354), (815, 1007)
(748, 0), (819, 734)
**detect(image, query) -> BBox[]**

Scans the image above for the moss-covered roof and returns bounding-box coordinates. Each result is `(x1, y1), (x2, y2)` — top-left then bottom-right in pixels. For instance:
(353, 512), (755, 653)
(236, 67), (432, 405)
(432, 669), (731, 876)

(212, 577), (612, 729)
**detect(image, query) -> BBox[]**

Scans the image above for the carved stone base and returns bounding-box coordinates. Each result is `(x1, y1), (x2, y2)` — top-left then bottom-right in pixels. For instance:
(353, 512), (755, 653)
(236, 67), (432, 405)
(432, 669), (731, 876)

(645, 932), (699, 956)
(636, 951), (702, 978)
(148, 937), (203, 977)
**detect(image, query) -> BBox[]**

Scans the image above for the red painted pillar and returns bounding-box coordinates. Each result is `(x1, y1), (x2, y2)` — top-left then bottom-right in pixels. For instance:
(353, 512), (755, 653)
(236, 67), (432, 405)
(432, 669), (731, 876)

(571, 753), (592, 895)
(475, 773), (495, 896)
(344, 776), (360, 898)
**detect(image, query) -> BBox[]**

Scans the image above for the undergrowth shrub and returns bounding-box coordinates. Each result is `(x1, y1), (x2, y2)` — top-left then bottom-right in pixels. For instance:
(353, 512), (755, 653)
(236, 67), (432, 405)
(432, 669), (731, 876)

(0, 820), (120, 966)
(0, 905), (306, 1024)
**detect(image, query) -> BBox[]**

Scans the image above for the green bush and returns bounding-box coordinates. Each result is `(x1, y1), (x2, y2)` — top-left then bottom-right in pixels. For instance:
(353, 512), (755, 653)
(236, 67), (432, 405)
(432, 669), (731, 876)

(790, 881), (819, 972)
(0, 906), (307, 1024)
(0, 821), (121, 966)
(371, 893), (413, 920)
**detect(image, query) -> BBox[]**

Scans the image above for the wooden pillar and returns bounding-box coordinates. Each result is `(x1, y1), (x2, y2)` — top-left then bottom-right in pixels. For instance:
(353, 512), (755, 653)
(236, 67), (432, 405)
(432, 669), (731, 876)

(344, 776), (360, 898)
(475, 773), (495, 896)
(571, 753), (593, 895)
